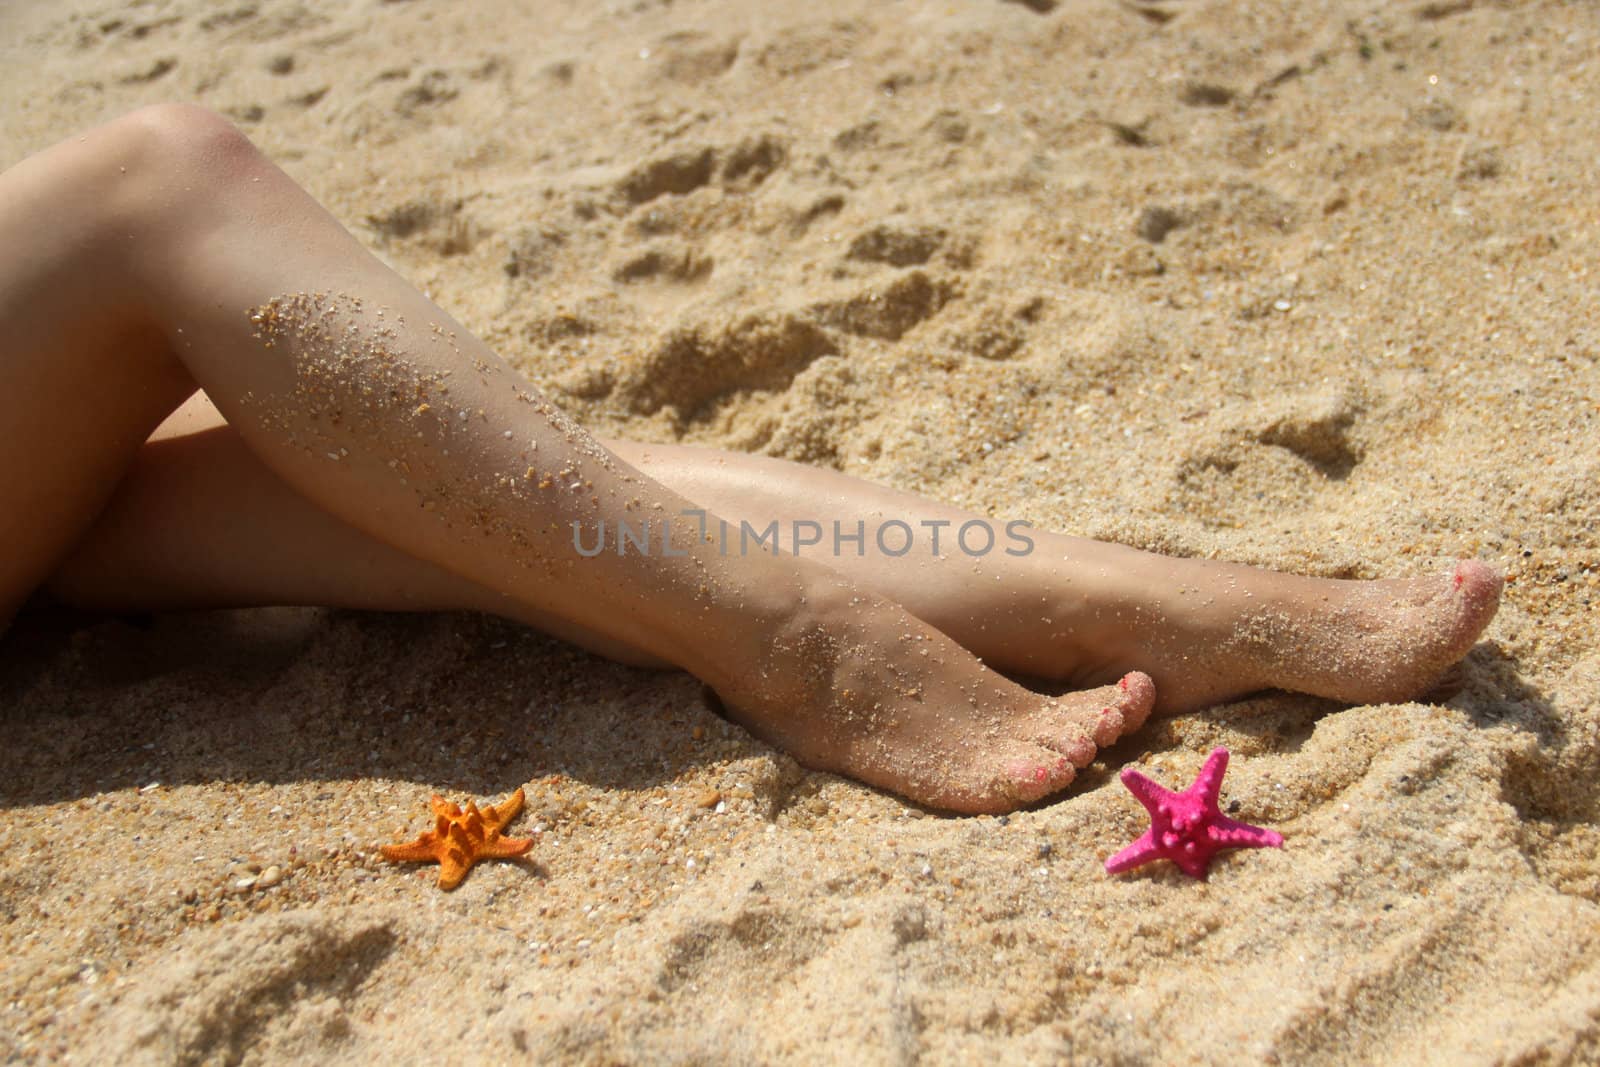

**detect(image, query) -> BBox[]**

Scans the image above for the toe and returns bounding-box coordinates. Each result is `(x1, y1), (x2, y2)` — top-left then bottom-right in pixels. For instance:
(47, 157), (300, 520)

(1087, 671), (1153, 744)
(1116, 671), (1157, 732)
(1026, 701), (1101, 764)
(995, 744), (1080, 807)
(1451, 560), (1503, 635)
(1029, 672), (1156, 765)
(1091, 704), (1124, 747)
(935, 741), (1081, 813)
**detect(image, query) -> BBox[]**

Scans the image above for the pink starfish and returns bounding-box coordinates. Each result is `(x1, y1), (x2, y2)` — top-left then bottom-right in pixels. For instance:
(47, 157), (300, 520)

(1105, 747), (1283, 880)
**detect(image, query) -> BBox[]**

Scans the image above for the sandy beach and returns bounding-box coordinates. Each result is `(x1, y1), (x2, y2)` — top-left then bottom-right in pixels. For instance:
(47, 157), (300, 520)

(2, 0), (1598, 1061)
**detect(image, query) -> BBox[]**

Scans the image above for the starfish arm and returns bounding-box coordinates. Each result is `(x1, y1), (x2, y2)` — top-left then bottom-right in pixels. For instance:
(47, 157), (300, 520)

(1172, 849), (1215, 880)
(437, 852), (470, 890)
(1105, 831), (1162, 873)
(405, 814), (450, 842)
(380, 839), (441, 863)
(1193, 748), (1231, 807)
(481, 835), (535, 859)
(1207, 817), (1284, 850)
(1118, 768), (1179, 816)
(482, 788), (527, 833)
(429, 795), (463, 820)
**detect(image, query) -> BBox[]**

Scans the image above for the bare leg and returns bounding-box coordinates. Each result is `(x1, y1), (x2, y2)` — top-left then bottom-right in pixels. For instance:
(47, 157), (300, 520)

(603, 442), (1504, 713)
(0, 105), (1152, 813)
(54, 395), (1501, 714)
(49, 394), (663, 667)
(0, 143), (196, 633)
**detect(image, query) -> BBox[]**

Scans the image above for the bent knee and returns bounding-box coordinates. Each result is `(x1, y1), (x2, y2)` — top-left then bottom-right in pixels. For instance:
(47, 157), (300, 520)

(78, 105), (266, 228)
(114, 103), (267, 193)
(2, 105), (260, 271)
(30, 103), (274, 283)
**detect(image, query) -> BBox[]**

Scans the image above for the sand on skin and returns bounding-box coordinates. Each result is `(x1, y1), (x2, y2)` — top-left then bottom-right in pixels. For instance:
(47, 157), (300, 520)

(2, 0), (1599, 1062)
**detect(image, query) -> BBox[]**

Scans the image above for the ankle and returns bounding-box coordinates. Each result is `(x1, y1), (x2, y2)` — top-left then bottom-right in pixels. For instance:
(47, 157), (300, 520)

(649, 552), (837, 679)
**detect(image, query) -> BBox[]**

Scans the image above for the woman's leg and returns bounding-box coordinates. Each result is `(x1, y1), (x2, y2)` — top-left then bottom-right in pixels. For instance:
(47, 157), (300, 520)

(0, 104), (1152, 813)
(48, 393), (668, 668)
(54, 395), (1501, 714)
(0, 137), (197, 633)
(604, 442), (1504, 713)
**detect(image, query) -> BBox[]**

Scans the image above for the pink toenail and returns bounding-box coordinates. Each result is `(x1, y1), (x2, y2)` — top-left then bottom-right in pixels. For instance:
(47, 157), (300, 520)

(1100, 706), (1113, 716)
(1118, 676), (1129, 691)
(1034, 767), (1049, 784)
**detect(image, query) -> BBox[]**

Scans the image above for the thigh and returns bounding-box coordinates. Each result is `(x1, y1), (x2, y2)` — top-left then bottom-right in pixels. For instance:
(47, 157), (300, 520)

(0, 116), (199, 627)
(0, 345), (194, 629)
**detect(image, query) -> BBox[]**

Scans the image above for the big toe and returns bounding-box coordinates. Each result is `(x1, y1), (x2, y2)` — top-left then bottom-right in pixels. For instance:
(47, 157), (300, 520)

(1451, 560), (1503, 642)
(1114, 671), (1157, 732)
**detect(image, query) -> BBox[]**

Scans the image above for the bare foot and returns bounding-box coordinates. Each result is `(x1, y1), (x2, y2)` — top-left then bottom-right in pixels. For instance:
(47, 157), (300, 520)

(1056, 556), (1503, 715)
(704, 577), (1156, 814)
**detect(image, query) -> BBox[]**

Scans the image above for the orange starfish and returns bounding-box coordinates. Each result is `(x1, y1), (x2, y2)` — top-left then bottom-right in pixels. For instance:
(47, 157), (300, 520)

(380, 788), (534, 890)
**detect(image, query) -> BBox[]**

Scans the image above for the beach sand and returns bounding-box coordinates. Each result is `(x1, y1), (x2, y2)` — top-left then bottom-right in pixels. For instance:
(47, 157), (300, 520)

(2, 0), (1598, 1062)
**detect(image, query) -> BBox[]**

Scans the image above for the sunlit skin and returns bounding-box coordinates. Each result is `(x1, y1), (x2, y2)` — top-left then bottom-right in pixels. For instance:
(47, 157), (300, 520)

(0, 105), (1501, 813)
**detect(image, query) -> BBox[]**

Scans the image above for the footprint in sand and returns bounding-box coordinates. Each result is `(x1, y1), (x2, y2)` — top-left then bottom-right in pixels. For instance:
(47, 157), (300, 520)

(646, 30), (742, 85)
(845, 221), (946, 268)
(615, 135), (788, 206)
(1169, 392), (1367, 520)
(611, 240), (714, 285)
(812, 270), (954, 342)
(1136, 181), (1299, 249)
(942, 292), (1046, 362)
(366, 198), (485, 257)
(613, 312), (838, 422)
